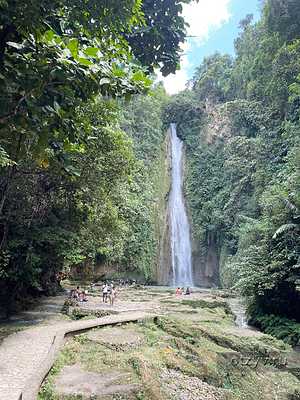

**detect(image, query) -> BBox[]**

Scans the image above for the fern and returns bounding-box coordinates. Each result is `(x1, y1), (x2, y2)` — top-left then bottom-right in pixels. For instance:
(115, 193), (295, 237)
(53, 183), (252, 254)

(283, 198), (299, 216)
(252, 313), (300, 346)
(272, 223), (299, 239)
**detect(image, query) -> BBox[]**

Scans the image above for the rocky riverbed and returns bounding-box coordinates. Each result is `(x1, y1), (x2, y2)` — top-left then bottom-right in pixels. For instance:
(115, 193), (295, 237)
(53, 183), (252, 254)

(37, 286), (300, 400)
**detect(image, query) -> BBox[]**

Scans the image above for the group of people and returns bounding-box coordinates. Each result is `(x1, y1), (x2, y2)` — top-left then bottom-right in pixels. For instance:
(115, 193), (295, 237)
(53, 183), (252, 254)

(70, 286), (88, 302)
(72, 282), (191, 306)
(71, 283), (117, 306)
(102, 282), (117, 306)
(175, 286), (191, 296)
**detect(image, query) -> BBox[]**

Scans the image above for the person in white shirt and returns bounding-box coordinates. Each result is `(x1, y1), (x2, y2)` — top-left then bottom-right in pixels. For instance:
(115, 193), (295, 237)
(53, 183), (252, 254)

(102, 284), (108, 303)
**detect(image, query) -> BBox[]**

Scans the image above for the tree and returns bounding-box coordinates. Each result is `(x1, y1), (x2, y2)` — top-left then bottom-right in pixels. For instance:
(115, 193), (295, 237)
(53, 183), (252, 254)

(191, 53), (234, 103)
(264, 0), (300, 42)
(0, 0), (192, 315)
(126, 0), (190, 76)
(0, 96), (136, 316)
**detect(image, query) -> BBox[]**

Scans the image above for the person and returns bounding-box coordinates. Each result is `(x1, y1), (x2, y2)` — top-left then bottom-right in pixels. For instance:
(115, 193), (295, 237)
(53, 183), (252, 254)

(175, 287), (182, 296)
(102, 283), (108, 303)
(185, 287), (191, 295)
(72, 286), (80, 299)
(109, 286), (117, 306)
(79, 290), (88, 302)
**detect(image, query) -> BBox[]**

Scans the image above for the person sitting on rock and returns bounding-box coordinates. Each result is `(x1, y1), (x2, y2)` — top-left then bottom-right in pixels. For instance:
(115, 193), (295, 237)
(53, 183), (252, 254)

(71, 286), (80, 300)
(184, 287), (191, 295)
(79, 290), (88, 302)
(175, 287), (182, 296)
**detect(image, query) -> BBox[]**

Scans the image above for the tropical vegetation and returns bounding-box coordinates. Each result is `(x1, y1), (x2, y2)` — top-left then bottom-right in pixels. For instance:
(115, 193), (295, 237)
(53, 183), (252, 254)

(0, 0), (299, 346)
(164, 0), (300, 343)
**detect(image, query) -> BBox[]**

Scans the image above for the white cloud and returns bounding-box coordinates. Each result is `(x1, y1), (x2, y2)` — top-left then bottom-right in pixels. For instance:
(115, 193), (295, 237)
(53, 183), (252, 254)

(183, 0), (231, 43)
(159, 41), (191, 95)
(161, 0), (232, 95)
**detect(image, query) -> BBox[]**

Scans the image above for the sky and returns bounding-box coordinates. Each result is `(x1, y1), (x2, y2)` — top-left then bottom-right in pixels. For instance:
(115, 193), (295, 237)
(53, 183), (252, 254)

(162, 0), (262, 94)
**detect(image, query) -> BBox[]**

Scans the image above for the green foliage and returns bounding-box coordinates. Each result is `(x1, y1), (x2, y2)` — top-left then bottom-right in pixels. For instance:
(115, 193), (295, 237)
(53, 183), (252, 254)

(249, 312), (300, 346)
(0, 96), (135, 315)
(191, 53), (234, 103)
(163, 0), (300, 335)
(127, 0), (193, 76)
(264, 0), (300, 42)
(0, 145), (14, 167)
(119, 84), (169, 279)
(0, 0), (186, 315)
(0, 0), (151, 166)
(163, 90), (203, 139)
(0, 83), (169, 315)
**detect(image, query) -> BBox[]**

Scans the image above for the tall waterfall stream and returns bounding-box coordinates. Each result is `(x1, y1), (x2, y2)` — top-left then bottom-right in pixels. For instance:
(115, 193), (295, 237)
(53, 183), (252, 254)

(169, 123), (194, 287)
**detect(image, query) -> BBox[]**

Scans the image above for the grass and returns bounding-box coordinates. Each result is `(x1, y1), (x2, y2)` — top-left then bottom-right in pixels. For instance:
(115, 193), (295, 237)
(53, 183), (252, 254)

(181, 298), (232, 314)
(67, 308), (114, 320)
(38, 339), (78, 400)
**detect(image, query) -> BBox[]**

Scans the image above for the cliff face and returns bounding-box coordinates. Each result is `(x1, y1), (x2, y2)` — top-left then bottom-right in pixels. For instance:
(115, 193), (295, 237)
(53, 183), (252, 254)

(184, 102), (235, 288)
(191, 236), (220, 287)
(154, 131), (172, 284)
(157, 211), (172, 284)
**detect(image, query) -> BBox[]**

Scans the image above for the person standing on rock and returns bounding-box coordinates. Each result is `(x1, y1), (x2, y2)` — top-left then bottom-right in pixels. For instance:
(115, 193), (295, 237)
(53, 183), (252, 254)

(102, 283), (108, 303)
(109, 286), (117, 306)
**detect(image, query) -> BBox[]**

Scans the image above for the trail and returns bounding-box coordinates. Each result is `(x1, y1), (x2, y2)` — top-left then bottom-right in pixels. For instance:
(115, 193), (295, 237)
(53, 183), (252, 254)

(0, 310), (154, 400)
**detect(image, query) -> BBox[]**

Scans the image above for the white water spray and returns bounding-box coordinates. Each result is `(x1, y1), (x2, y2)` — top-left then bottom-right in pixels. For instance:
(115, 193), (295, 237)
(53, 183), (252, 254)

(169, 123), (194, 287)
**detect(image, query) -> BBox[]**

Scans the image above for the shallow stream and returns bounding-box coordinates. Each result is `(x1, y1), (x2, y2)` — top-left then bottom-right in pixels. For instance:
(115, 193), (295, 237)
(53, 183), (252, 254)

(227, 297), (249, 328)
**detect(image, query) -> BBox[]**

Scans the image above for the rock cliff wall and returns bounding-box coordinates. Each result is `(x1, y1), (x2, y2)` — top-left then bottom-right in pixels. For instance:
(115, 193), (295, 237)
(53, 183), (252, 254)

(155, 130), (172, 284)
(191, 236), (220, 287)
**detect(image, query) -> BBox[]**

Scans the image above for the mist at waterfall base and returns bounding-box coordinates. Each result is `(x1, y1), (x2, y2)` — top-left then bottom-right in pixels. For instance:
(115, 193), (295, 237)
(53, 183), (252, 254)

(169, 123), (194, 287)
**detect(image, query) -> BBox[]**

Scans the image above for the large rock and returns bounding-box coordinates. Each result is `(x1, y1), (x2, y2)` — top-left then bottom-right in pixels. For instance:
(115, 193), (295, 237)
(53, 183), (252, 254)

(54, 364), (140, 397)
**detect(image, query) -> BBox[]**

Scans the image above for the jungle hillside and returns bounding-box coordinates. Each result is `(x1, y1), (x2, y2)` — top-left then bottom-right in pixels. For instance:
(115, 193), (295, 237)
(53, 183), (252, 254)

(0, 0), (300, 347)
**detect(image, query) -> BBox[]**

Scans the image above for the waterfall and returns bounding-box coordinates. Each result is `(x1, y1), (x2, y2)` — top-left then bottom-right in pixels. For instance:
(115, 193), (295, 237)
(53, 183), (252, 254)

(169, 123), (194, 287)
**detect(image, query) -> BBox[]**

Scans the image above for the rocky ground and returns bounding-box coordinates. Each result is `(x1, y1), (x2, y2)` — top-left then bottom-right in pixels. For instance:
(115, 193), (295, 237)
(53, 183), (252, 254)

(161, 369), (228, 400)
(37, 286), (300, 400)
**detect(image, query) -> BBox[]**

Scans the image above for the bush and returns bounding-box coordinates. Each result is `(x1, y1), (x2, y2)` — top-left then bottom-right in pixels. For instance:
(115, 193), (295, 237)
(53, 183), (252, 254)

(249, 312), (300, 346)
